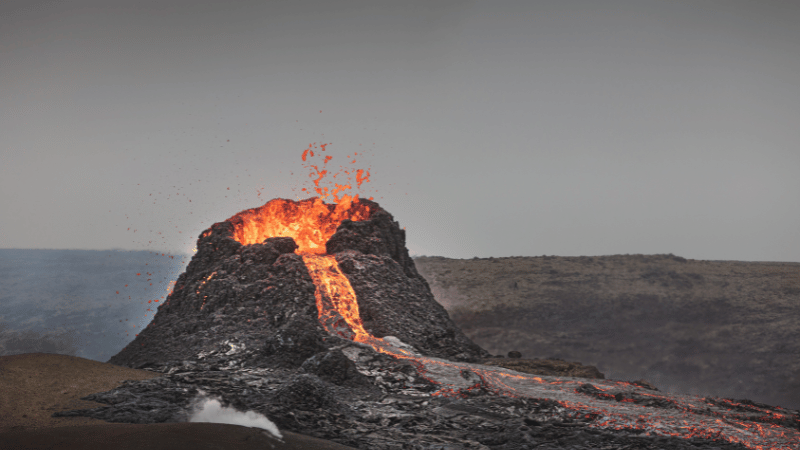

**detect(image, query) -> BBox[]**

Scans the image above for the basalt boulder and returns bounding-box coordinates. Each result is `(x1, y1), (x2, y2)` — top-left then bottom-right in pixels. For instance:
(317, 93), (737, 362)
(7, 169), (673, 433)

(301, 348), (365, 385)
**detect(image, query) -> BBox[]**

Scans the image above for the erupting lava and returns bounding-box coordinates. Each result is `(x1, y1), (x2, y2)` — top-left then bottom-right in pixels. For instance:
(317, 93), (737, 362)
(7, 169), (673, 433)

(302, 254), (369, 340)
(225, 195), (374, 341)
(224, 144), (389, 349)
(226, 195), (414, 358)
(215, 147), (800, 449)
(95, 144), (797, 449)
(228, 195), (370, 252)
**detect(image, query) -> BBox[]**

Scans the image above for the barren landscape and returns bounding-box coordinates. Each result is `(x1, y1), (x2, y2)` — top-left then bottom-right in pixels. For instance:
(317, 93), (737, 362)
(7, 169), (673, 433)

(7, 201), (800, 449)
(415, 254), (800, 411)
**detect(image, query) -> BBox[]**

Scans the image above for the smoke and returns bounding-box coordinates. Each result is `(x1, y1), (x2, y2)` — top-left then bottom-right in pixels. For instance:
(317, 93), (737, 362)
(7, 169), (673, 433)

(188, 390), (282, 440)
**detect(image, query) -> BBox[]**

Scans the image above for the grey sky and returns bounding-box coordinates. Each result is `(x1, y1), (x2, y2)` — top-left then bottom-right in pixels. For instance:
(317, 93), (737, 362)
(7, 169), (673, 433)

(3, 0), (799, 262)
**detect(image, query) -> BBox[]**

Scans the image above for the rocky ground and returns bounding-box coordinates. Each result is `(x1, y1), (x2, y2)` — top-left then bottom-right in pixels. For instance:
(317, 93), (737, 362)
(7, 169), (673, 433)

(480, 356), (605, 380)
(55, 338), (776, 450)
(414, 254), (800, 411)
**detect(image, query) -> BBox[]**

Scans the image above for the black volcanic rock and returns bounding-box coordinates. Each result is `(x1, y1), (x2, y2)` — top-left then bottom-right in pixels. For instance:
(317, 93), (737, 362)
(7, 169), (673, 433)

(481, 357), (605, 379)
(276, 373), (337, 411)
(301, 348), (365, 385)
(326, 199), (419, 278)
(58, 347), (760, 450)
(260, 315), (330, 368)
(335, 250), (488, 362)
(108, 231), (326, 369)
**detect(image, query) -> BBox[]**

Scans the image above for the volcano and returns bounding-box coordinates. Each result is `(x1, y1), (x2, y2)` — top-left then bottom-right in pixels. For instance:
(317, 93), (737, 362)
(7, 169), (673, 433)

(109, 196), (487, 370)
(61, 197), (799, 449)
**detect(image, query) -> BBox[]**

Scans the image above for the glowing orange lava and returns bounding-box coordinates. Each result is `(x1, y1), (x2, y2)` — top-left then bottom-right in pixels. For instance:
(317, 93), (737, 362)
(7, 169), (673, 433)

(302, 253), (369, 341)
(227, 195), (370, 253)
(225, 194), (411, 357)
(226, 195), (388, 348)
(299, 143), (373, 203)
(224, 145), (377, 339)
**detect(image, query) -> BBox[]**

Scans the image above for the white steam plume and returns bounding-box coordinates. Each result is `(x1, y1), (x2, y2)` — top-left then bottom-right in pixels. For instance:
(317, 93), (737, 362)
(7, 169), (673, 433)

(188, 390), (282, 440)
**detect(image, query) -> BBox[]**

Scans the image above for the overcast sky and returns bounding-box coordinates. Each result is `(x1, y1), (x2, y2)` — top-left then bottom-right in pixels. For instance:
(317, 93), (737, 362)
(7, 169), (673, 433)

(3, 0), (799, 262)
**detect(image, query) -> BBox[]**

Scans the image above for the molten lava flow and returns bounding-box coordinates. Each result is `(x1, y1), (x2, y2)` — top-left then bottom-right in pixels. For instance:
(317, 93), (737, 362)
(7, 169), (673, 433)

(301, 253), (417, 357)
(227, 195), (370, 253)
(226, 196), (415, 357)
(226, 196), (377, 340)
(302, 254), (369, 341)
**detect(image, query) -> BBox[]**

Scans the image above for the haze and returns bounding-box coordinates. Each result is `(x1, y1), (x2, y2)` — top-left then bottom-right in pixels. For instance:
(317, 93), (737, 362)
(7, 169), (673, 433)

(3, 0), (799, 262)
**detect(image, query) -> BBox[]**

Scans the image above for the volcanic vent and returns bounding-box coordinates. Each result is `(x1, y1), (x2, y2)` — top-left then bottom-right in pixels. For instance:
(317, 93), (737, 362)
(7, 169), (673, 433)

(109, 196), (487, 369)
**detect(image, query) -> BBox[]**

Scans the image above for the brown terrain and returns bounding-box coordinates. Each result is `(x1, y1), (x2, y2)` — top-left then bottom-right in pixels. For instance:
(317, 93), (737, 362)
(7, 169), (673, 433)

(0, 353), (357, 449)
(414, 253), (800, 411)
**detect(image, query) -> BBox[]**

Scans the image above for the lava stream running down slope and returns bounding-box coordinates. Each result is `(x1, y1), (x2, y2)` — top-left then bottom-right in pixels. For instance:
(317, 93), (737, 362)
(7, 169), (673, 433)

(222, 195), (799, 450)
(225, 195), (413, 355)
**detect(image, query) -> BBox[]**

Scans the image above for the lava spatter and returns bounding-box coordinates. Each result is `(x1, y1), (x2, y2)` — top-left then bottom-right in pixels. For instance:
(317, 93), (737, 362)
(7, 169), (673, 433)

(299, 142), (373, 202)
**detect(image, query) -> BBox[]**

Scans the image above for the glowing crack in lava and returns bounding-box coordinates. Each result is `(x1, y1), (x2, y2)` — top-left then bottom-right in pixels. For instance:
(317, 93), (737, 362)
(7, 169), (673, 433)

(224, 196), (798, 450)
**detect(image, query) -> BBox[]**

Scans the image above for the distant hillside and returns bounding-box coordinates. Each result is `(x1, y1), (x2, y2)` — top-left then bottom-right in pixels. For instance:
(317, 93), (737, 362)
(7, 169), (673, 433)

(414, 254), (800, 411)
